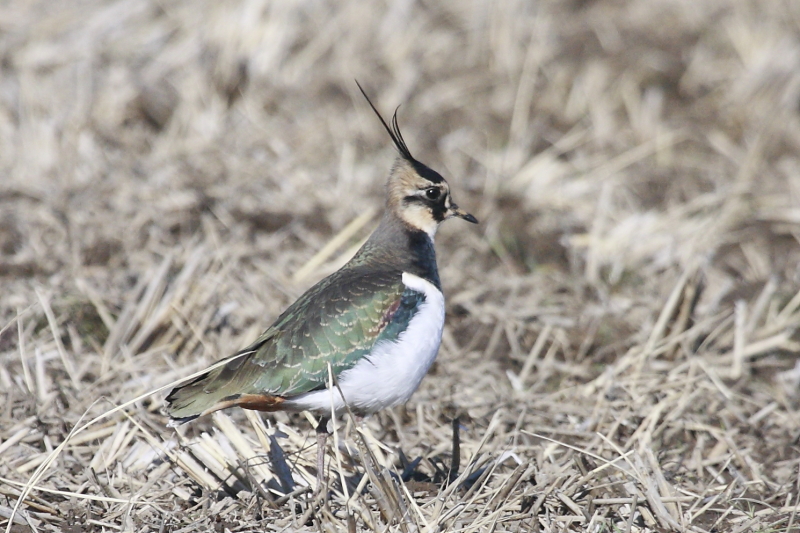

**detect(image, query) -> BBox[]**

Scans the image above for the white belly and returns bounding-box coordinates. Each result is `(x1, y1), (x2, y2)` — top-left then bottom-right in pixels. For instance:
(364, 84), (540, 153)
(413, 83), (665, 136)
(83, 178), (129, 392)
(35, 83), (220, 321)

(285, 272), (445, 415)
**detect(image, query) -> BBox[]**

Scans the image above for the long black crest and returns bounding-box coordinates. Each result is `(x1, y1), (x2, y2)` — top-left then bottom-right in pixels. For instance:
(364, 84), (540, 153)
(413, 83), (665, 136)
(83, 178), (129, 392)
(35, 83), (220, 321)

(356, 81), (415, 162)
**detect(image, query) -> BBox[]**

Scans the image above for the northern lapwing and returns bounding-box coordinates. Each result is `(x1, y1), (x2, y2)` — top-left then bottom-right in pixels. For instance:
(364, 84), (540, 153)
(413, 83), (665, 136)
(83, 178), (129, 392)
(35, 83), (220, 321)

(165, 83), (478, 490)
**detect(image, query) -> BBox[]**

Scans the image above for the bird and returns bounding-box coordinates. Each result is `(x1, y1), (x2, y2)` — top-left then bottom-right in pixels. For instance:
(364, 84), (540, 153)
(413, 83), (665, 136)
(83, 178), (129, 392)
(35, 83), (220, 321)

(165, 83), (478, 489)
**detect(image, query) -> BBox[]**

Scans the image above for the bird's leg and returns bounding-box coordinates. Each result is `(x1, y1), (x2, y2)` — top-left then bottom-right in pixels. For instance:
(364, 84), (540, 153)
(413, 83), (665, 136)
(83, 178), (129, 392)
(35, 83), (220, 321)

(314, 416), (330, 494)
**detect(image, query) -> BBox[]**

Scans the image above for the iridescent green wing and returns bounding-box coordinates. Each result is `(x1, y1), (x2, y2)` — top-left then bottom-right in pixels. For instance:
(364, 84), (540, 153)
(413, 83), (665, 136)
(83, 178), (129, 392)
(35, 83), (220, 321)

(246, 267), (424, 395)
(174, 267), (424, 405)
(165, 266), (429, 422)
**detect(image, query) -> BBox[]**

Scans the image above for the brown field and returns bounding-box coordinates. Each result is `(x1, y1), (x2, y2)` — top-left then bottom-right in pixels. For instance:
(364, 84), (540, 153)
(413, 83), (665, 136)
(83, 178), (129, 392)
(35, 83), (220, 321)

(2, 1), (800, 531)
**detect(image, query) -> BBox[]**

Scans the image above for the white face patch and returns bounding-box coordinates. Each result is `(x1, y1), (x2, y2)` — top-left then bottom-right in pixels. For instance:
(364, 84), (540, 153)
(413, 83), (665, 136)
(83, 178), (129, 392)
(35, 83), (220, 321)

(402, 185), (451, 238)
(399, 202), (439, 239)
(384, 159), (453, 237)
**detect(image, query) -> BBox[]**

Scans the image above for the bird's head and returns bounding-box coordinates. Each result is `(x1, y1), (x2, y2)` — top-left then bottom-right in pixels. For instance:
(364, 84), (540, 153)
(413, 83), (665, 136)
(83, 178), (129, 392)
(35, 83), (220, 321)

(358, 82), (478, 238)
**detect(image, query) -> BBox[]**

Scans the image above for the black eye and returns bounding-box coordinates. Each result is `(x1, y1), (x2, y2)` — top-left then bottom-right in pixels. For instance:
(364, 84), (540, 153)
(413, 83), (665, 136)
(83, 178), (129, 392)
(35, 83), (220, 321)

(425, 188), (441, 200)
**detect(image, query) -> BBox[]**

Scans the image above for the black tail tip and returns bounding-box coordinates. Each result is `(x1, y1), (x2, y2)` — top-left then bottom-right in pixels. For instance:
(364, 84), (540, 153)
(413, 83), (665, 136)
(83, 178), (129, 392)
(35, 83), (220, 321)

(166, 414), (198, 428)
(164, 386), (182, 404)
(162, 395), (199, 428)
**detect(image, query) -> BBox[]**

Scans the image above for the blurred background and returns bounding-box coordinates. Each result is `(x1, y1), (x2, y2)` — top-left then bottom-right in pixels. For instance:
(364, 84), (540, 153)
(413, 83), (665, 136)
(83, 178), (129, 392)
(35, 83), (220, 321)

(2, 0), (800, 530)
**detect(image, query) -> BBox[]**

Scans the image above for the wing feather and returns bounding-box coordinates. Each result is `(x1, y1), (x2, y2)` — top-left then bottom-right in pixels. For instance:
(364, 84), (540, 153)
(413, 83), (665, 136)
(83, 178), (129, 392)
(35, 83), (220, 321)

(165, 266), (423, 423)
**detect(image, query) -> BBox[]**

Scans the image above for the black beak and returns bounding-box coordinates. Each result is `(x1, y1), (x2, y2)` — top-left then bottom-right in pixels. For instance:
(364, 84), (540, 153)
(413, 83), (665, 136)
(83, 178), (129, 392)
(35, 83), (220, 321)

(450, 203), (478, 224)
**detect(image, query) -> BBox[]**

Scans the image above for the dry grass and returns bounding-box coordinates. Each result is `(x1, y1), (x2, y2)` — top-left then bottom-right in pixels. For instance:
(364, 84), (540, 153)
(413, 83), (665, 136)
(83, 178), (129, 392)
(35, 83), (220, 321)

(2, 0), (800, 531)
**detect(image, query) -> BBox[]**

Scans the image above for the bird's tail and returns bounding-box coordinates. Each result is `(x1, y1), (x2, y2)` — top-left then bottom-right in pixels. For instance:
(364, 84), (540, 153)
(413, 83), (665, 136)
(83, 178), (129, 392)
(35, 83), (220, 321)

(164, 352), (284, 427)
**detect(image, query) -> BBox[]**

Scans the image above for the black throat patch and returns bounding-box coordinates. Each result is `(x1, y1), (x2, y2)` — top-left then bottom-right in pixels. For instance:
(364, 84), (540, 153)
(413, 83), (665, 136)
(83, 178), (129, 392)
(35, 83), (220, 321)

(405, 228), (441, 289)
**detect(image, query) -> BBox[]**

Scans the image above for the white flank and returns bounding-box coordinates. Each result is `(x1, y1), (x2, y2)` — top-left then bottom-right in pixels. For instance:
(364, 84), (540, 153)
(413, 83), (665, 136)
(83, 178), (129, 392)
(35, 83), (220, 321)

(285, 272), (445, 415)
